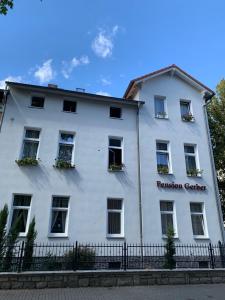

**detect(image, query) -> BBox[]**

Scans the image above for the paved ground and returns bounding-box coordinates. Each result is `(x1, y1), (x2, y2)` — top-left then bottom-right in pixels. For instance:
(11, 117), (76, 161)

(0, 284), (225, 300)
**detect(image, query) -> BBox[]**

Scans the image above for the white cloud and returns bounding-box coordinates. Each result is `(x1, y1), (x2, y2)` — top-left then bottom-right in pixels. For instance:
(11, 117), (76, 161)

(112, 25), (119, 35)
(34, 59), (54, 84)
(92, 32), (113, 58)
(101, 78), (111, 86)
(0, 76), (22, 89)
(96, 91), (111, 97)
(62, 55), (90, 79)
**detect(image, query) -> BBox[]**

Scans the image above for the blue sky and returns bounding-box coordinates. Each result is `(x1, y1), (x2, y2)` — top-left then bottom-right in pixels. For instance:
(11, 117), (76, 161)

(1, 0), (225, 97)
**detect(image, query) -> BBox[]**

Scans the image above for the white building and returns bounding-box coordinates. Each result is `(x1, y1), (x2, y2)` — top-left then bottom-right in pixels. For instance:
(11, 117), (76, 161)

(0, 64), (224, 244)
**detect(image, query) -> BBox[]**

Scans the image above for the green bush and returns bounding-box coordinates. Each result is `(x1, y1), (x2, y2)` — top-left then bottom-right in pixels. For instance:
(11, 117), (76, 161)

(16, 157), (39, 166)
(22, 217), (37, 271)
(164, 226), (176, 269)
(64, 246), (95, 270)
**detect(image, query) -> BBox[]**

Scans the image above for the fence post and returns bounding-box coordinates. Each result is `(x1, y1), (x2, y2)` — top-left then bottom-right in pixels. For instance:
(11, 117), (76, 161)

(73, 241), (78, 271)
(123, 241), (127, 271)
(218, 241), (225, 268)
(209, 243), (215, 269)
(17, 241), (25, 273)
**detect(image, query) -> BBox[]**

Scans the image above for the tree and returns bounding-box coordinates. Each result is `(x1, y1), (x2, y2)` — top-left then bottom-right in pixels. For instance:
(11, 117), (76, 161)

(164, 226), (176, 269)
(0, 0), (13, 15)
(207, 79), (225, 219)
(22, 217), (37, 271)
(0, 205), (8, 268)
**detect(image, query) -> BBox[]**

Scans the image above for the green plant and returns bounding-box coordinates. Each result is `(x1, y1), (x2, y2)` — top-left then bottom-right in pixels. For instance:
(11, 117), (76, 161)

(187, 169), (203, 177)
(64, 246), (95, 270)
(164, 226), (176, 269)
(16, 157), (39, 166)
(22, 217), (37, 271)
(0, 205), (8, 269)
(157, 165), (169, 174)
(3, 216), (21, 271)
(109, 163), (124, 171)
(0, 0), (13, 15)
(182, 113), (194, 122)
(42, 253), (62, 271)
(54, 159), (75, 169)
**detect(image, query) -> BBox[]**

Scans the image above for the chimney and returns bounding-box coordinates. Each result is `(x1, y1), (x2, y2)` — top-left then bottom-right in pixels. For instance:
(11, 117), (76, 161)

(48, 84), (58, 89)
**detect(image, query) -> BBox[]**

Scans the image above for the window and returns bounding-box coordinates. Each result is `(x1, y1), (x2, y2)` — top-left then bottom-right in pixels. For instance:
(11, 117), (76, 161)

(57, 133), (75, 163)
(190, 203), (206, 237)
(184, 144), (200, 176)
(63, 100), (77, 113)
(154, 96), (167, 118)
(160, 201), (175, 235)
(108, 138), (123, 170)
(11, 195), (31, 235)
(50, 196), (69, 235)
(156, 141), (171, 174)
(21, 129), (40, 159)
(107, 198), (123, 237)
(110, 107), (121, 119)
(31, 96), (45, 108)
(180, 101), (193, 121)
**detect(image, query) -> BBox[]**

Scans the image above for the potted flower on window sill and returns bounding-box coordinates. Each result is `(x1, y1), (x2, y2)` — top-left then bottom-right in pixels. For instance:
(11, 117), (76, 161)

(54, 159), (75, 169)
(187, 169), (203, 177)
(182, 113), (194, 122)
(156, 112), (167, 119)
(109, 163), (124, 171)
(15, 157), (39, 166)
(157, 165), (169, 175)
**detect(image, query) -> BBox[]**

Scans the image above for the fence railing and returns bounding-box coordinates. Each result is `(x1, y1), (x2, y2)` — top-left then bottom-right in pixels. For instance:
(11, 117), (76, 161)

(1, 241), (225, 272)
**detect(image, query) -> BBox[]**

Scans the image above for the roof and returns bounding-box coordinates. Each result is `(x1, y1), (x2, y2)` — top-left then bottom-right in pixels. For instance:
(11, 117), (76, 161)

(124, 64), (215, 99)
(6, 81), (144, 107)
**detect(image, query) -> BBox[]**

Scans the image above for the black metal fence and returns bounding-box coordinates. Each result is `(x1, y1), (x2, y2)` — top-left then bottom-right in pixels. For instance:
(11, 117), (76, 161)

(1, 241), (225, 272)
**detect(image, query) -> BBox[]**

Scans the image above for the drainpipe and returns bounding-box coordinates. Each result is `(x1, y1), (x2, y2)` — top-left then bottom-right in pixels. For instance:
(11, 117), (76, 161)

(136, 102), (143, 248)
(0, 89), (9, 133)
(203, 93), (225, 243)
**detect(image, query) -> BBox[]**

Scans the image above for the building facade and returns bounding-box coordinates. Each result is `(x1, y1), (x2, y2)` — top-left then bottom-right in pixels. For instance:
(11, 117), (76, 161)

(0, 65), (224, 244)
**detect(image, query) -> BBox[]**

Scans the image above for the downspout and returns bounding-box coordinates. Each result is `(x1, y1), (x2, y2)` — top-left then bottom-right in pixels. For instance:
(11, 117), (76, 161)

(0, 89), (9, 133)
(136, 102), (143, 248)
(203, 94), (225, 243)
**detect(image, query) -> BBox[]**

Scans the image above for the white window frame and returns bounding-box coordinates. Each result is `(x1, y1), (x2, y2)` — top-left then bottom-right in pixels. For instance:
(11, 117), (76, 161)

(156, 141), (172, 174)
(30, 94), (45, 109)
(48, 195), (70, 238)
(62, 99), (77, 114)
(180, 100), (194, 120)
(10, 194), (32, 237)
(109, 106), (122, 119)
(154, 96), (168, 119)
(108, 137), (124, 170)
(57, 131), (75, 164)
(184, 143), (200, 176)
(106, 198), (124, 238)
(20, 128), (41, 159)
(160, 200), (178, 238)
(190, 202), (208, 239)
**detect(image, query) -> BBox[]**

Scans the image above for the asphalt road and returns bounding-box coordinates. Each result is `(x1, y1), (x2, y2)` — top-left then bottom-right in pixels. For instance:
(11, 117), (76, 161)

(0, 284), (225, 300)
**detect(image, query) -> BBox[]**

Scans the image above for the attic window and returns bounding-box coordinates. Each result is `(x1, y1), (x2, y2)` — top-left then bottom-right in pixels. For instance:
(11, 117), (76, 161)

(63, 100), (77, 113)
(110, 107), (121, 119)
(31, 96), (45, 108)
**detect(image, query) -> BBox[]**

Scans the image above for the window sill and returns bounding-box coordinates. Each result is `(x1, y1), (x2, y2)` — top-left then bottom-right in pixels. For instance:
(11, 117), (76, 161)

(181, 119), (195, 123)
(158, 172), (173, 176)
(28, 106), (44, 109)
(110, 117), (123, 120)
(62, 111), (77, 114)
(18, 233), (27, 238)
(108, 169), (124, 172)
(193, 236), (209, 240)
(155, 116), (169, 120)
(48, 234), (69, 238)
(187, 174), (202, 178)
(106, 235), (125, 239)
(162, 235), (179, 240)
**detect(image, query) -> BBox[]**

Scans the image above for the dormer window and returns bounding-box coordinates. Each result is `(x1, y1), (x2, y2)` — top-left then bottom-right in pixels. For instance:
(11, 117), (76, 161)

(110, 107), (122, 119)
(31, 96), (45, 108)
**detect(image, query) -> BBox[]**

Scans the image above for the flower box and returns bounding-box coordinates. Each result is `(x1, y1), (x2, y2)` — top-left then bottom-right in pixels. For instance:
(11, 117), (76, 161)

(15, 157), (39, 166)
(157, 165), (169, 174)
(182, 113), (194, 122)
(54, 159), (75, 169)
(109, 164), (124, 171)
(187, 169), (203, 177)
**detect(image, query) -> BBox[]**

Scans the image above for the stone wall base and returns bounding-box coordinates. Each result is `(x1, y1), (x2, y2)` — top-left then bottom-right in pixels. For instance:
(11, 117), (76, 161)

(0, 269), (225, 289)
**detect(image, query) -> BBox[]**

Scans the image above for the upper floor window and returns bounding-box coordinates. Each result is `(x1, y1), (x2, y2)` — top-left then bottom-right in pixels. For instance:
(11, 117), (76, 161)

(57, 133), (75, 163)
(21, 129), (40, 159)
(154, 96), (167, 119)
(190, 203), (206, 237)
(63, 100), (77, 113)
(156, 141), (171, 174)
(50, 196), (69, 236)
(108, 137), (123, 171)
(11, 194), (31, 235)
(31, 96), (45, 108)
(110, 107), (122, 119)
(184, 144), (201, 176)
(180, 100), (194, 122)
(107, 198), (123, 237)
(160, 201), (176, 236)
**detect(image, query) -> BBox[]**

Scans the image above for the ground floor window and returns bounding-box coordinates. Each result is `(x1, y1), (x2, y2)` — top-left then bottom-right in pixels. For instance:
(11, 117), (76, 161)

(50, 196), (69, 235)
(190, 202), (205, 237)
(160, 201), (175, 235)
(107, 198), (123, 237)
(11, 194), (31, 234)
